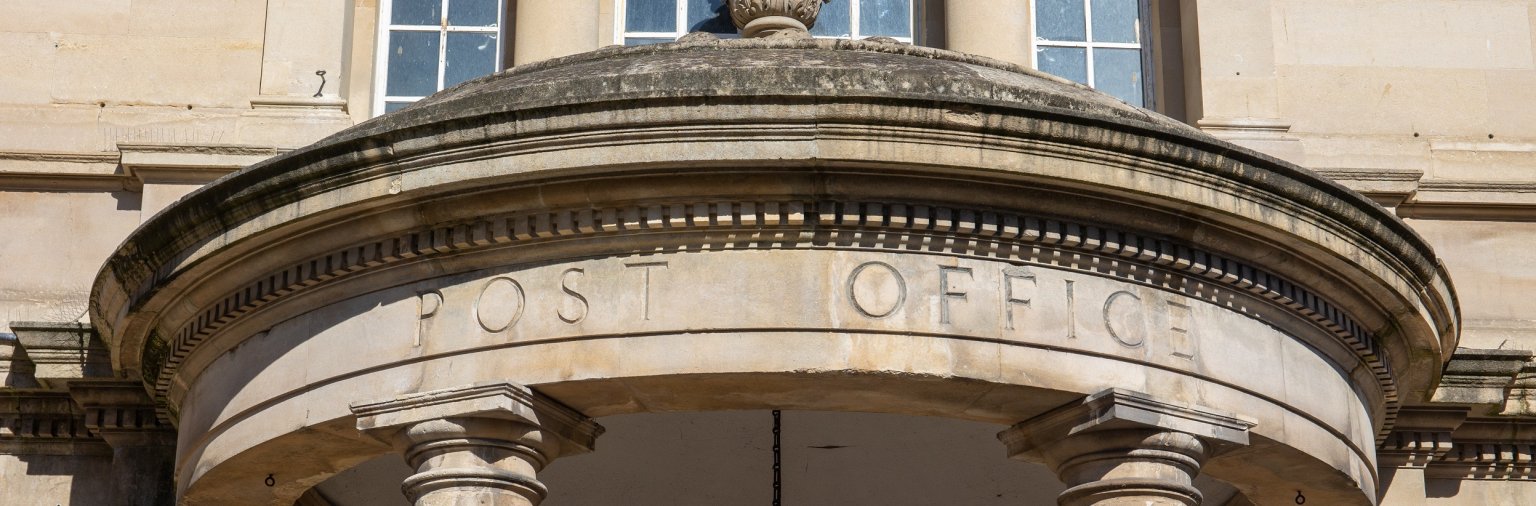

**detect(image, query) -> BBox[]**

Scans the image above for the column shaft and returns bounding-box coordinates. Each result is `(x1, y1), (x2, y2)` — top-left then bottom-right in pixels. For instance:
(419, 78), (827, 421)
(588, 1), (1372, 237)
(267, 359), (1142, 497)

(1046, 429), (1207, 506)
(398, 418), (554, 506)
(944, 0), (1031, 67)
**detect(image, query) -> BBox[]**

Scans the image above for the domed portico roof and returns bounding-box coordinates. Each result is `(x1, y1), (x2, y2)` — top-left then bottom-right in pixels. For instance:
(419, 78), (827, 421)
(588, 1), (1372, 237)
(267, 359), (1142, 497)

(93, 34), (1456, 505)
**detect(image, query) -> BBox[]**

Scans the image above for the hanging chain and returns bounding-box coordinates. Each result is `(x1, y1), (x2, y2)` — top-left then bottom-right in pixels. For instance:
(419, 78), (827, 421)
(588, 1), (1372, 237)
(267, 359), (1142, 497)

(773, 410), (782, 506)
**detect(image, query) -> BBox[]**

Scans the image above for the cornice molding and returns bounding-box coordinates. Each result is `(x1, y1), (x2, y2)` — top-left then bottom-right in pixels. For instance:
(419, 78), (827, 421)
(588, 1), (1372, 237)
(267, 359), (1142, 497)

(1313, 168), (1425, 208)
(248, 95), (348, 111)
(0, 390), (95, 442)
(0, 149), (127, 191)
(0, 150), (119, 164)
(0, 144), (284, 191)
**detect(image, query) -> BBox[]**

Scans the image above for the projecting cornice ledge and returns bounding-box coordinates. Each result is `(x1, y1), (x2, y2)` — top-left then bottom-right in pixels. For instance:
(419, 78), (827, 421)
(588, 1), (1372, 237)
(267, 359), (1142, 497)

(1313, 168), (1536, 221)
(0, 144), (285, 191)
(1384, 404), (1536, 481)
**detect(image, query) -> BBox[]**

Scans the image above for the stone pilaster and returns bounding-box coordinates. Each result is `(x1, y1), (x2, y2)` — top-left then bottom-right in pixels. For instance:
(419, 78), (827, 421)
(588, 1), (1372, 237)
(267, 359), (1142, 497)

(998, 389), (1253, 506)
(513, 0), (600, 65)
(943, 0), (1031, 67)
(68, 379), (177, 506)
(351, 382), (603, 506)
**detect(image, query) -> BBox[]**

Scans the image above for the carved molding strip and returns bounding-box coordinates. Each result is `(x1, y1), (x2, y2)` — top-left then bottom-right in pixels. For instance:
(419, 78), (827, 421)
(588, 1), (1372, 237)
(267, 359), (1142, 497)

(147, 199), (1401, 436)
(1428, 442), (1536, 480)
(1380, 429), (1457, 468)
(0, 393), (95, 441)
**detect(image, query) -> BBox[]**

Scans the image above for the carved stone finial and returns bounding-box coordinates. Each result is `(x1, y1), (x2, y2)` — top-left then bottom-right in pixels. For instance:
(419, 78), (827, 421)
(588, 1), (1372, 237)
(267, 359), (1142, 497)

(729, 0), (831, 38)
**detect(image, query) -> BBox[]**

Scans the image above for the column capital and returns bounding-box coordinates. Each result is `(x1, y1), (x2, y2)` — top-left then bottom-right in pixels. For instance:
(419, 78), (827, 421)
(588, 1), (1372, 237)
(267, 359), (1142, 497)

(351, 380), (602, 456)
(999, 389), (1254, 461)
(999, 389), (1255, 506)
(351, 382), (603, 506)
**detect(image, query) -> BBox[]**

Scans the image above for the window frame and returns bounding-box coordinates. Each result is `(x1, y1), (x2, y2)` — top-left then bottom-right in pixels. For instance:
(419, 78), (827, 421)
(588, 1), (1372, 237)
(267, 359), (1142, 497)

(614, 0), (916, 45)
(374, 0), (507, 116)
(1029, 0), (1155, 108)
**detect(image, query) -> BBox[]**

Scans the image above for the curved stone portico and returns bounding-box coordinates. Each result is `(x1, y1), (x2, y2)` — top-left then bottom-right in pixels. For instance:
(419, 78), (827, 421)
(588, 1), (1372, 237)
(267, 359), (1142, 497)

(88, 18), (1457, 505)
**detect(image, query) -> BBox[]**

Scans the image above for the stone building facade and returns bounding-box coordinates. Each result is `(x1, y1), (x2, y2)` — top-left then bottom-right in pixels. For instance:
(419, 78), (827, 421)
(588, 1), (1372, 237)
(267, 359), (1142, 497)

(1, 1), (1534, 505)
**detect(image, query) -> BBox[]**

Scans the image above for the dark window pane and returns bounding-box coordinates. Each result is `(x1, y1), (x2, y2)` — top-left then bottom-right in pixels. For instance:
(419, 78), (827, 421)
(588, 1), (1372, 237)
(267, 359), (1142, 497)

(1092, 47), (1143, 106)
(1037, 46), (1087, 84)
(384, 101), (415, 113)
(1036, 0), (1086, 42)
(447, 0), (498, 27)
(687, 0), (734, 33)
(859, 0), (911, 37)
(445, 32), (498, 88)
(811, 0), (851, 37)
(392, 0), (441, 25)
(624, 37), (675, 46)
(1090, 0), (1139, 43)
(386, 30), (441, 96)
(626, 0), (676, 32)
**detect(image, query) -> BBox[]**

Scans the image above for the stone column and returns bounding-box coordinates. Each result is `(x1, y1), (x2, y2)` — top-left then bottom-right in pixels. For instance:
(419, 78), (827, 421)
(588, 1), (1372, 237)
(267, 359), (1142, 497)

(351, 381), (603, 506)
(944, 0), (1031, 67)
(513, 0), (602, 66)
(999, 389), (1253, 506)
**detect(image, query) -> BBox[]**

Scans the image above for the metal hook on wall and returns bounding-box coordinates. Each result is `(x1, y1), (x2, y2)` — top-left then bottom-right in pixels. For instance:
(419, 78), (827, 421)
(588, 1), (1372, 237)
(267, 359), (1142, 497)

(313, 70), (327, 98)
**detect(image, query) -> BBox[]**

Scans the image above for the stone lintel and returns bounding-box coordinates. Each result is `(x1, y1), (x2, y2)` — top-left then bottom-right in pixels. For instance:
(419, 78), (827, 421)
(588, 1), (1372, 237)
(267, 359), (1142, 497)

(117, 142), (283, 186)
(1432, 348), (1534, 409)
(351, 381), (602, 455)
(999, 389), (1254, 461)
(9, 321), (112, 389)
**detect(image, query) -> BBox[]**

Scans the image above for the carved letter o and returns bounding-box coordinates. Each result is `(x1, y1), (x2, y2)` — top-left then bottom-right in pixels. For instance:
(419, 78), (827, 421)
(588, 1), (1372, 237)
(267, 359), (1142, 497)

(476, 277), (526, 333)
(847, 261), (907, 319)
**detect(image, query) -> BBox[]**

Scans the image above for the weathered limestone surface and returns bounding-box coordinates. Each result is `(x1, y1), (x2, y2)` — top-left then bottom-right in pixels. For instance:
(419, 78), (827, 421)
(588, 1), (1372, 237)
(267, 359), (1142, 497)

(0, 192), (139, 335)
(78, 38), (1456, 505)
(6, 1), (1536, 504)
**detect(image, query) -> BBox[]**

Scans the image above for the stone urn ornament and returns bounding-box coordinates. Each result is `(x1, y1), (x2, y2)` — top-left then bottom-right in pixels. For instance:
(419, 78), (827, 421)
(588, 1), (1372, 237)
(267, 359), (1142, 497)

(729, 0), (832, 38)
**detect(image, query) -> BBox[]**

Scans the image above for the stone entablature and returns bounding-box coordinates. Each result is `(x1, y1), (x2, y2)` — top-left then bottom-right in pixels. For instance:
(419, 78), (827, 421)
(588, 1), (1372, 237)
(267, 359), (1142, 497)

(94, 37), (1456, 406)
(144, 198), (1403, 430)
(1384, 406), (1536, 482)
